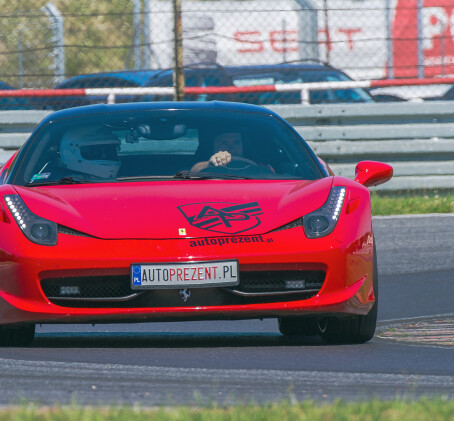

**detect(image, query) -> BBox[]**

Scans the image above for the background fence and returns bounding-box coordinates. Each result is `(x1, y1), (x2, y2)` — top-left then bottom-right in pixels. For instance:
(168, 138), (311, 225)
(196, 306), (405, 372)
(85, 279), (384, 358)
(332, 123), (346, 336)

(2, 1), (454, 107)
(1, 0), (454, 190)
(2, 101), (454, 191)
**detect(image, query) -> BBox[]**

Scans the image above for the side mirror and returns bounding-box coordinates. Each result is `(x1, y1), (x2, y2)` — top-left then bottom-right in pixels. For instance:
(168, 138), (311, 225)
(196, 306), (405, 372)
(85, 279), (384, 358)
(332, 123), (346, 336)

(355, 160), (393, 187)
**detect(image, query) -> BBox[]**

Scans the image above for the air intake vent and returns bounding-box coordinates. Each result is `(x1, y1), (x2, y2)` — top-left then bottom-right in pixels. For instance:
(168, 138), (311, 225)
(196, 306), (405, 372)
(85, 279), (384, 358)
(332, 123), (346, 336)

(58, 225), (95, 238)
(230, 270), (325, 295)
(271, 218), (303, 232)
(42, 275), (134, 300)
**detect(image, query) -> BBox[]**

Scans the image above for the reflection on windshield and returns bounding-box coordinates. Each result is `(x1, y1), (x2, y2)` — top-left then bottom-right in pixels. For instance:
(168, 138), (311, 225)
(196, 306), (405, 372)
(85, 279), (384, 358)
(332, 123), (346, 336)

(12, 109), (324, 186)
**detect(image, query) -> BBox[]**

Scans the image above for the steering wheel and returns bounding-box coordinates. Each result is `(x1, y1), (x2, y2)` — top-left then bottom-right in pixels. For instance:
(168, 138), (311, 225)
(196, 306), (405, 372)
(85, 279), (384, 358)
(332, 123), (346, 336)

(224, 156), (259, 169)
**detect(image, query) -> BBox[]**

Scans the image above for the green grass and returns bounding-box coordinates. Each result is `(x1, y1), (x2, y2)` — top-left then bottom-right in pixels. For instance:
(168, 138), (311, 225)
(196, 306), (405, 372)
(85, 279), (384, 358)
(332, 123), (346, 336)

(371, 191), (454, 216)
(0, 398), (452, 421)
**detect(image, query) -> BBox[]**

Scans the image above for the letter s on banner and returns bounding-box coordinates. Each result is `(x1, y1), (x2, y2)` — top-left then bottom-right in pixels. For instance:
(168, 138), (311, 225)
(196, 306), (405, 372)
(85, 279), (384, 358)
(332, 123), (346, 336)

(234, 31), (264, 53)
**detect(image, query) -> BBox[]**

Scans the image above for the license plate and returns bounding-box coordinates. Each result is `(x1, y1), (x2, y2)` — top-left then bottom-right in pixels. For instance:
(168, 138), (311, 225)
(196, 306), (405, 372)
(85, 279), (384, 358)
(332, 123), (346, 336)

(131, 260), (239, 289)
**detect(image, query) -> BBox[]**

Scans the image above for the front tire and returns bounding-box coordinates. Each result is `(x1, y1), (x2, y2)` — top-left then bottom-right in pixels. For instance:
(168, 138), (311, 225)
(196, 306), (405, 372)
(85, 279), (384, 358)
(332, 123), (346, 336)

(319, 239), (378, 344)
(0, 324), (35, 346)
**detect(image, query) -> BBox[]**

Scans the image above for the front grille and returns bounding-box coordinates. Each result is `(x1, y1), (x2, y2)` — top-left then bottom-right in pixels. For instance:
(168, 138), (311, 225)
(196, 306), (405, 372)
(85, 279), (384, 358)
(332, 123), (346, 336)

(230, 270), (325, 295)
(42, 275), (135, 300)
(41, 269), (325, 308)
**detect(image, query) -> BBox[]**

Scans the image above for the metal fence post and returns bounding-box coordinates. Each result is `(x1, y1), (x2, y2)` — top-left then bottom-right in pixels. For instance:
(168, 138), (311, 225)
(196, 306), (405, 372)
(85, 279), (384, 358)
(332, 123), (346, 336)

(143, 0), (151, 69)
(133, 0), (142, 70)
(173, 0), (185, 101)
(417, 0), (424, 78)
(295, 0), (319, 62)
(18, 30), (24, 89)
(386, 0), (393, 79)
(42, 2), (65, 84)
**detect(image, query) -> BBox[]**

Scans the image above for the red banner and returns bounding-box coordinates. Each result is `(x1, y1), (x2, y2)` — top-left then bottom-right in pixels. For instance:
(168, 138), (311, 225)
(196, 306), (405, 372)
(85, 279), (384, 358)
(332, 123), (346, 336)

(393, 0), (454, 77)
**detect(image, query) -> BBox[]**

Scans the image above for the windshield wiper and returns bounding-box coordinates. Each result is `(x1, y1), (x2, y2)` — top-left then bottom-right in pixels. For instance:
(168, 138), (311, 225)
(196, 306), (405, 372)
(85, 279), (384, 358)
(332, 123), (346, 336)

(173, 170), (251, 180)
(116, 172), (251, 181)
(116, 175), (176, 181)
(25, 176), (95, 187)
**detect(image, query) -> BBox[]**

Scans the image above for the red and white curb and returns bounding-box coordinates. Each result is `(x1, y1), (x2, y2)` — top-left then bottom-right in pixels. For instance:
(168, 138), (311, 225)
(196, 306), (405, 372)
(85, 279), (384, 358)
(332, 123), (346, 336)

(378, 316), (454, 347)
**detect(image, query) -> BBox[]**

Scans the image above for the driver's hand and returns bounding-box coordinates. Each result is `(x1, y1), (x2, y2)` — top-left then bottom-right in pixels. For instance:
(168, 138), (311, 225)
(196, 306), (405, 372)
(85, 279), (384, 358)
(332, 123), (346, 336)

(209, 151), (231, 167)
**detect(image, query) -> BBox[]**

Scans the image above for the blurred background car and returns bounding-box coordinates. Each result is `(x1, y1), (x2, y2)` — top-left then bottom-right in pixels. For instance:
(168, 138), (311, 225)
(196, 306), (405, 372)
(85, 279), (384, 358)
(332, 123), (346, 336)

(0, 80), (37, 110)
(223, 63), (375, 104)
(43, 62), (374, 109)
(141, 62), (375, 105)
(39, 70), (161, 110)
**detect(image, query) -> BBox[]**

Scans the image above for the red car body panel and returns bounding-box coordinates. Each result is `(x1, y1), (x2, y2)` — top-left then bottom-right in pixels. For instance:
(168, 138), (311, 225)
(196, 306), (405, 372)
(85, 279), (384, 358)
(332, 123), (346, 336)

(13, 178), (333, 239)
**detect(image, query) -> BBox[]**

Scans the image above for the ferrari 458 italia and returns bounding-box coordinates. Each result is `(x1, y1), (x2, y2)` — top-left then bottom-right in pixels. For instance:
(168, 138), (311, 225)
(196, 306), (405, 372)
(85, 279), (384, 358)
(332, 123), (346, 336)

(0, 101), (392, 346)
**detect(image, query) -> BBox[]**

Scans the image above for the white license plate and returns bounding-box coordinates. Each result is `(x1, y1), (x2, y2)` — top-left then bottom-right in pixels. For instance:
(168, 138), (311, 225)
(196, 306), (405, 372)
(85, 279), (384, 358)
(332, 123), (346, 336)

(131, 260), (239, 289)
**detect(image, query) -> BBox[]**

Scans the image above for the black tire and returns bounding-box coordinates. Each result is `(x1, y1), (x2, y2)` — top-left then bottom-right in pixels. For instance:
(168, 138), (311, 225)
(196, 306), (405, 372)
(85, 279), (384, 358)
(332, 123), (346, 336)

(278, 316), (319, 336)
(0, 324), (35, 347)
(319, 239), (378, 344)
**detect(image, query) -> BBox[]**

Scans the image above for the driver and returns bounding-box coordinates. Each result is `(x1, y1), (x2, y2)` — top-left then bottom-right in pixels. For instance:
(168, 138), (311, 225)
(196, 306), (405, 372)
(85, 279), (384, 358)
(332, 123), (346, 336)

(191, 131), (244, 172)
(60, 126), (121, 178)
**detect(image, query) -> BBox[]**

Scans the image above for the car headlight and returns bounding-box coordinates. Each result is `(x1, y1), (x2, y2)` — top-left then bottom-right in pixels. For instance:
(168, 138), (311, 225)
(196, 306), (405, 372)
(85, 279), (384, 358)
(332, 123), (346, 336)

(4, 194), (58, 246)
(303, 186), (346, 239)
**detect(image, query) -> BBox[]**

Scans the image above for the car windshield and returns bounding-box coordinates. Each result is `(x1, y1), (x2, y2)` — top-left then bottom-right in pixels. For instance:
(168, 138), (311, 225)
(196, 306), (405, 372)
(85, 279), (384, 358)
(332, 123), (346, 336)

(10, 109), (324, 186)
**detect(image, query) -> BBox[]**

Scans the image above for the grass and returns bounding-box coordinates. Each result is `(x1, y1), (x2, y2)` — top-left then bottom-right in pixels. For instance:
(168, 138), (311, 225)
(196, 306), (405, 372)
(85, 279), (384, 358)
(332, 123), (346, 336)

(371, 190), (454, 216)
(0, 398), (452, 421)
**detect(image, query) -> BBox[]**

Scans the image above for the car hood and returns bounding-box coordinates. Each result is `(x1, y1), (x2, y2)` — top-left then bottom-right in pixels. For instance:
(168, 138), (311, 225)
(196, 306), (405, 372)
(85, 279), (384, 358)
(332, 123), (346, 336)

(14, 178), (333, 239)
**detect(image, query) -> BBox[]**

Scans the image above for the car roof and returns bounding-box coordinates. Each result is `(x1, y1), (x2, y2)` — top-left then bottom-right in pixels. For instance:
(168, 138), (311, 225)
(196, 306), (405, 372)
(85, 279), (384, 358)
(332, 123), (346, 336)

(142, 62), (351, 85)
(55, 70), (162, 88)
(38, 101), (281, 126)
(223, 62), (337, 73)
(59, 63), (349, 89)
(148, 62), (340, 76)
(143, 66), (225, 81)
(222, 63), (353, 80)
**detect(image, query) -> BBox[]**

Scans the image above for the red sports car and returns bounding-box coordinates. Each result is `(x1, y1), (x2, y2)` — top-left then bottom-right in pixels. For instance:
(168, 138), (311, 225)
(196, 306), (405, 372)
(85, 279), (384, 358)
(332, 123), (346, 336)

(0, 101), (392, 346)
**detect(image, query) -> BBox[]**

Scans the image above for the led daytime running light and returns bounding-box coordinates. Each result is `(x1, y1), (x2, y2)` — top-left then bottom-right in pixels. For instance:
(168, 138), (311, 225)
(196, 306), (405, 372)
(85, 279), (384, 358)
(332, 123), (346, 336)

(326, 187), (346, 221)
(303, 186), (346, 239)
(4, 194), (58, 246)
(4, 195), (29, 230)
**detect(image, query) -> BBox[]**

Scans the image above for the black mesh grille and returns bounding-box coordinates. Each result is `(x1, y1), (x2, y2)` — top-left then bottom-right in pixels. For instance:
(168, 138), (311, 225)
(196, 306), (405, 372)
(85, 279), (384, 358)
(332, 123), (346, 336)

(42, 275), (133, 299)
(41, 269), (325, 308)
(233, 270), (325, 293)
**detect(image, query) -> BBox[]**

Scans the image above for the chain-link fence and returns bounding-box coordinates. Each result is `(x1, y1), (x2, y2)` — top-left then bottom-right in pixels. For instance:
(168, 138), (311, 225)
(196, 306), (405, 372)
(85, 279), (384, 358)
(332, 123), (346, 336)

(1, 0), (454, 109)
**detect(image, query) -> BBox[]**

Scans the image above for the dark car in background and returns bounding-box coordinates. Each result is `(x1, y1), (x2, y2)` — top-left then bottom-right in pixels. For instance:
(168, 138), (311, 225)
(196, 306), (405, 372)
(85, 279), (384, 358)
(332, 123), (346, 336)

(142, 63), (375, 104)
(47, 66), (233, 108)
(0, 81), (37, 110)
(43, 62), (374, 109)
(42, 70), (161, 110)
(225, 63), (374, 104)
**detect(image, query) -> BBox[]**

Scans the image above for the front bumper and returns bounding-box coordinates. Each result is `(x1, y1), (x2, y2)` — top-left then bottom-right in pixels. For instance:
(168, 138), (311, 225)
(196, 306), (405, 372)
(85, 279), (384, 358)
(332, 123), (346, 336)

(0, 224), (374, 325)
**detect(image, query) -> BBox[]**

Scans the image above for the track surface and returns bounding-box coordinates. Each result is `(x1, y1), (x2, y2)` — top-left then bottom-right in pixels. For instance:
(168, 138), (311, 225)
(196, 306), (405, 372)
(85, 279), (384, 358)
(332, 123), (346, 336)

(0, 215), (452, 405)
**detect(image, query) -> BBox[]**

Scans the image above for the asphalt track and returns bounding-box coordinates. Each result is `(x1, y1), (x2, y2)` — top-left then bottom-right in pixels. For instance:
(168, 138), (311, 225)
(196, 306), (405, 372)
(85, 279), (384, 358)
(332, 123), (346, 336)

(0, 214), (452, 405)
